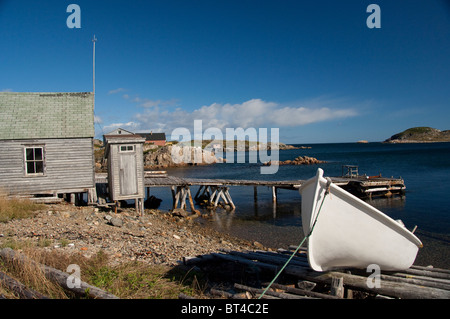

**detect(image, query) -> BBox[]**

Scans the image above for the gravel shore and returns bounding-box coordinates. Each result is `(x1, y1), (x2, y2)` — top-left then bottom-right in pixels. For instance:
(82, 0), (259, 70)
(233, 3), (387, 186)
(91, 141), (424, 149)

(0, 202), (262, 267)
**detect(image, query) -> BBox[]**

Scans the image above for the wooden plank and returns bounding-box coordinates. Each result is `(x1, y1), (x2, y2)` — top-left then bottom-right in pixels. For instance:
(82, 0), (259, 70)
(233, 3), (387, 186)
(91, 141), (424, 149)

(215, 249), (450, 299)
(284, 265), (450, 299)
(234, 283), (312, 299)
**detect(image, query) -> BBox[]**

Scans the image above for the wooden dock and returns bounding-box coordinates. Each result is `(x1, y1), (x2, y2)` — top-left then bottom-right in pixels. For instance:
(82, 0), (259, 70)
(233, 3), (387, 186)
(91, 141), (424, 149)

(95, 172), (405, 212)
(182, 247), (450, 299)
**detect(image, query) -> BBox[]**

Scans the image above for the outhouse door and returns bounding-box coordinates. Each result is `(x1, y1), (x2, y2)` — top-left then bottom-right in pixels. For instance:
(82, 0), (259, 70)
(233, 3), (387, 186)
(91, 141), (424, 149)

(119, 152), (138, 196)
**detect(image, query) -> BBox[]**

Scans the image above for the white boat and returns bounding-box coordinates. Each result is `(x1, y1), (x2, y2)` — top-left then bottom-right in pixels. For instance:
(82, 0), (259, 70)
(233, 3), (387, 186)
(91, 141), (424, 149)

(298, 168), (423, 272)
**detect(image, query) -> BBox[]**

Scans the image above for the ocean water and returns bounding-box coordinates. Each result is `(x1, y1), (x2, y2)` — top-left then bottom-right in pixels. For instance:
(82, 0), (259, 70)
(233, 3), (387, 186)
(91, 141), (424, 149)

(147, 142), (450, 268)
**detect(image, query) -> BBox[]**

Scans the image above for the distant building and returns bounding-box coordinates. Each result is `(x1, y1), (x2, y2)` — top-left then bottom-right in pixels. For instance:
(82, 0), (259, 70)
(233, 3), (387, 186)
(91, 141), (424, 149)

(102, 127), (134, 145)
(0, 92), (96, 203)
(139, 132), (166, 146)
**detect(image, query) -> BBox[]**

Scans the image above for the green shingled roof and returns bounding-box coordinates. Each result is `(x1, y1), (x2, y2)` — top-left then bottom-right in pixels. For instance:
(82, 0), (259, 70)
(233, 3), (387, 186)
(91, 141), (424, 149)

(0, 92), (94, 139)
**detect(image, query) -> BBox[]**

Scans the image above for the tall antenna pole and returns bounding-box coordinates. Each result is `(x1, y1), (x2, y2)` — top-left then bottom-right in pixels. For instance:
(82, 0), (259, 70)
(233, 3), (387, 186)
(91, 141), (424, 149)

(92, 35), (97, 110)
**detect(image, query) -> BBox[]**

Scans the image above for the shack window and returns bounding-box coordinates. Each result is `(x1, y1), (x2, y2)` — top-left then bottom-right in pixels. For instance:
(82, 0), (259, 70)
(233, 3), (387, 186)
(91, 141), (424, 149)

(24, 147), (45, 175)
(119, 145), (135, 152)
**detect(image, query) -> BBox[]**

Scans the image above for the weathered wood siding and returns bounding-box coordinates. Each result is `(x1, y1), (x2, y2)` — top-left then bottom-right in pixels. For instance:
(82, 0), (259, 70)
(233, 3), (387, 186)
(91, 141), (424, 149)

(108, 143), (145, 201)
(0, 138), (95, 194)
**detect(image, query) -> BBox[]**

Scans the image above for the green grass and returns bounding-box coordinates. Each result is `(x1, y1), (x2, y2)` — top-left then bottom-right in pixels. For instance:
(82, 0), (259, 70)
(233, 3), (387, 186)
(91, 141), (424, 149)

(0, 246), (207, 299)
(0, 196), (207, 299)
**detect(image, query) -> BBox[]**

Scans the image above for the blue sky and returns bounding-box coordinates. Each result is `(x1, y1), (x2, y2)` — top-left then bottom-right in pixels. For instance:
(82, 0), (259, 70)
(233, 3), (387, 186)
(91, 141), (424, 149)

(1, 0), (449, 143)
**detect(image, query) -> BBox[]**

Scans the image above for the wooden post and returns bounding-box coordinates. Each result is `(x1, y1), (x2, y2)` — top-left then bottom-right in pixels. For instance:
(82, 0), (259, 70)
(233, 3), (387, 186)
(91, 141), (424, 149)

(254, 186), (258, 202)
(224, 187), (236, 210)
(214, 188), (223, 208)
(70, 193), (76, 205)
(180, 187), (188, 210)
(135, 198), (144, 215)
(187, 187), (200, 215)
(173, 186), (181, 209)
(171, 186), (176, 208)
(209, 187), (218, 206)
(330, 276), (344, 298)
(272, 186), (277, 217)
(219, 187), (229, 205)
(272, 186), (277, 202)
(88, 188), (97, 204)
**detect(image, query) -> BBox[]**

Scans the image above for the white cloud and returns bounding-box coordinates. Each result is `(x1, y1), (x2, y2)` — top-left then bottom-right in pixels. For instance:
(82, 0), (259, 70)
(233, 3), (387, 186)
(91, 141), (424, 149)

(129, 97), (359, 136)
(108, 88), (126, 94)
(94, 115), (103, 124)
(97, 92), (361, 139)
(131, 96), (179, 108)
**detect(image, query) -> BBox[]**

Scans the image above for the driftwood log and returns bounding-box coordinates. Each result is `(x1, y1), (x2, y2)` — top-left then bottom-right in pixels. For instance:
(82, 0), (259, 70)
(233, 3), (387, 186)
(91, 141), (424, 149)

(0, 271), (49, 299)
(0, 248), (119, 299)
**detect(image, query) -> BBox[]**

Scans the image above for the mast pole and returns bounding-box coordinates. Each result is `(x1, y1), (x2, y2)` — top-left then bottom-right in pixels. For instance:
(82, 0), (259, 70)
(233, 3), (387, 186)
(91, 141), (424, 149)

(92, 35), (97, 109)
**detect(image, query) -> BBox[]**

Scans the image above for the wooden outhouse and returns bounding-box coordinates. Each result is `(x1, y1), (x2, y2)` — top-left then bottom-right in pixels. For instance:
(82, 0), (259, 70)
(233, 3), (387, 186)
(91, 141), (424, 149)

(104, 134), (146, 214)
(0, 92), (96, 203)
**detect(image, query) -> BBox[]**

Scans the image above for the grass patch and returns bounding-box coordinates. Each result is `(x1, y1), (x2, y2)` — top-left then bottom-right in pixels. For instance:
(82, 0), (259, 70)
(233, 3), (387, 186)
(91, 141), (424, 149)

(0, 195), (44, 223)
(0, 247), (207, 299)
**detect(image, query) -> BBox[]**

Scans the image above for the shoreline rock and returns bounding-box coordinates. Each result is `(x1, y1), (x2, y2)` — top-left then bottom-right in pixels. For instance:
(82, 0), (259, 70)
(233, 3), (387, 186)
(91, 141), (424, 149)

(144, 145), (223, 169)
(384, 127), (450, 143)
(264, 155), (326, 166)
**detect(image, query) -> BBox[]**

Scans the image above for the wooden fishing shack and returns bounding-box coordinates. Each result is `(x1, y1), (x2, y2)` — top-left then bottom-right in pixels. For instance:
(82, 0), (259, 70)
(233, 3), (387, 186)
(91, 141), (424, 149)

(0, 92), (96, 203)
(103, 133), (146, 215)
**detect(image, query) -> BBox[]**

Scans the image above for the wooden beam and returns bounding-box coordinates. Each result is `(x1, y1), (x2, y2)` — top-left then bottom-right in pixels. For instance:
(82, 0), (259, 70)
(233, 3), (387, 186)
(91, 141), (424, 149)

(330, 276), (344, 298)
(272, 186), (277, 202)
(224, 188), (236, 210)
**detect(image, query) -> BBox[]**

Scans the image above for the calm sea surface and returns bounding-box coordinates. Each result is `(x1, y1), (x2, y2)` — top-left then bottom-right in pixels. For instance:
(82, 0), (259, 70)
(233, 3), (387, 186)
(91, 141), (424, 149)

(147, 142), (450, 268)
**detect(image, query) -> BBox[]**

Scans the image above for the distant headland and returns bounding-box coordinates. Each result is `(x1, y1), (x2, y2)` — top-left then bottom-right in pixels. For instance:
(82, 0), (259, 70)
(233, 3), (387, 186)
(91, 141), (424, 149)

(383, 127), (450, 143)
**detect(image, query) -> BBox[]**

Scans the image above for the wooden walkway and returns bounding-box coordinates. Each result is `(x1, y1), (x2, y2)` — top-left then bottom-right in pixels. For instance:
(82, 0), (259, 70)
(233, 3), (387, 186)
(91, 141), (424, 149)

(95, 172), (405, 212)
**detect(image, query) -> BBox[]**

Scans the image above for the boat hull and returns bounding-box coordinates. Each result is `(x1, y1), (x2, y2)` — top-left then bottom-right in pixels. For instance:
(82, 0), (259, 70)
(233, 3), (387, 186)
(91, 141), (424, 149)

(299, 168), (422, 272)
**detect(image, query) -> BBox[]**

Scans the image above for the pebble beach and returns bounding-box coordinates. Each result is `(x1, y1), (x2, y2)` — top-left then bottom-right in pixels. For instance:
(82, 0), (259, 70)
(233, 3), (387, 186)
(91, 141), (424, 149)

(0, 203), (262, 267)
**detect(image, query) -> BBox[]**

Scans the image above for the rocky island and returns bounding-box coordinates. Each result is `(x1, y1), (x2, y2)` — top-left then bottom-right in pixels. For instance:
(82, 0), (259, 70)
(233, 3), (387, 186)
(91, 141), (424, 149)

(264, 155), (326, 166)
(384, 127), (450, 143)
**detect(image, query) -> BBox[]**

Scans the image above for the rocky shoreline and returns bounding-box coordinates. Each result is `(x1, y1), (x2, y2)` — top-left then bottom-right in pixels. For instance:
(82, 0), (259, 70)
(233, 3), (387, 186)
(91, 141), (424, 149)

(384, 127), (450, 143)
(0, 203), (262, 267)
(263, 155), (326, 166)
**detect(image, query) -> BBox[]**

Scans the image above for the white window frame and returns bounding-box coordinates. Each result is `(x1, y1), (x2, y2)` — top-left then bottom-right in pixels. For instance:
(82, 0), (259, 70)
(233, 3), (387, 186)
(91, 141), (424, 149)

(24, 145), (46, 176)
(119, 144), (135, 153)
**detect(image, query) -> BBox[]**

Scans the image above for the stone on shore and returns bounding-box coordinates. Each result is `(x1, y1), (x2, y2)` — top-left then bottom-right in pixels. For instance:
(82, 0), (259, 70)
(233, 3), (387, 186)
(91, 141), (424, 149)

(0, 203), (258, 267)
(264, 155), (326, 166)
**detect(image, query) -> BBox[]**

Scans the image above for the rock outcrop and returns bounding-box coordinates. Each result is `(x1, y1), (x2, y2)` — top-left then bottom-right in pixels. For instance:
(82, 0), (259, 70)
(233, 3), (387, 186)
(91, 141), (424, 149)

(144, 145), (223, 169)
(384, 127), (450, 143)
(264, 155), (326, 166)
